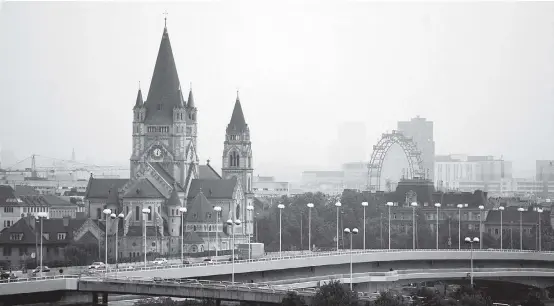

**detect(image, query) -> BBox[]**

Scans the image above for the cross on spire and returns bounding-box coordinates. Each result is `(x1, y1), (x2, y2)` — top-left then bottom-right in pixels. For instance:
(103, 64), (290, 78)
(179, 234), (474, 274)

(163, 10), (168, 27)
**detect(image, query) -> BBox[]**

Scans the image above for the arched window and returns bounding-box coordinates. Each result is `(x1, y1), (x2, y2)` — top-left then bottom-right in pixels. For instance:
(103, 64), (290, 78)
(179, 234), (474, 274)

(229, 151), (240, 167)
(236, 204), (241, 219)
(248, 156), (251, 168)
(148, 206), (152, 221)
(135, 206), (140, 221)
(96, 208), (101, 220)
(247, 177), (251, 191)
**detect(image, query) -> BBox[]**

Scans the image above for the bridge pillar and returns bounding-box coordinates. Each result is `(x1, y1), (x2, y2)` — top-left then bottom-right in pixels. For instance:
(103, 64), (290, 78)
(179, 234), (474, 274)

(215, 300), (221, 306)
(102, 293), (108, 305)
(92, 293), (98, 306)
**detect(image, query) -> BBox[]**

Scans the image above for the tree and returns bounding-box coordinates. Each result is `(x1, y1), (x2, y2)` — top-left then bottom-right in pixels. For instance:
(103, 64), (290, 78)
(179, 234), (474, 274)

(281, 291), (306, 306)
(521, 293), (545, 306)
(373, 291), (405, 306)
(311, 280), (358, 306)
(64, 242), (99, 266)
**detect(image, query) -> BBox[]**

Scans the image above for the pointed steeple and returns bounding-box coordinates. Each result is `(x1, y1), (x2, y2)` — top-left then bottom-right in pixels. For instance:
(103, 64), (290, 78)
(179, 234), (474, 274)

(167, 182), (182, 206)
(177, 85), (185, 108)
(144, 23), (182, 124)
(134, 87), (144, 109)
(187, 85), (195, 108)
(226, 91), (248, 133)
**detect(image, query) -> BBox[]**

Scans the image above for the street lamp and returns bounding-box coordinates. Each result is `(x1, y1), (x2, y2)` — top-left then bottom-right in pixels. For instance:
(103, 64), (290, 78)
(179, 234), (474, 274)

(499, 206), (505, 250)
(307, 203), (314, 252)
(110, 213), (124, 271)
(344, 227), (359, 290)
(36, 212), (48, 278)
(538, 208), (544, 251)
(277, 204), (285, 257)
(457, 204), (464, 250)
(246, 205), (254, 260)
(361, 202), (368, 250)
(518, 207), (524, 250)
(226, 218), (241, 283)
(178, 206), (187, 263)
(335, 201), (342, 251)
(434, 203), (441, 250)
(478, 205), (485, 249)
(464, 236), (479, 288)
(411, 202), (418, 249)
(102, 208), (112, 275)
(386, 202), (393, 249)
(141, 208), (150, 267)
(214, 206), (221, 257)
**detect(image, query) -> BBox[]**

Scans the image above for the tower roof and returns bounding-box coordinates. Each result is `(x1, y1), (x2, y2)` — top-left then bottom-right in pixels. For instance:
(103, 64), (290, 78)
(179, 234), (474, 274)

(144, 25), (182, 124)
(226, 93), (248, 133)
(134, 88), (144, 109)
(167, 183), (182, 206)
(187, 88), (195, 108)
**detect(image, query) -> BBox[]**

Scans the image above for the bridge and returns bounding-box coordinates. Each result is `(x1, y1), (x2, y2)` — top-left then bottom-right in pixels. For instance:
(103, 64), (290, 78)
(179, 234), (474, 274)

(2, 249), (554, 305)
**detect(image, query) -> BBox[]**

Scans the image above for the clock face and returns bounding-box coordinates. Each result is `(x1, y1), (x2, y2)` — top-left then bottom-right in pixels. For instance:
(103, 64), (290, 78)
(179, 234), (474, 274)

(151, 147), (164, 158)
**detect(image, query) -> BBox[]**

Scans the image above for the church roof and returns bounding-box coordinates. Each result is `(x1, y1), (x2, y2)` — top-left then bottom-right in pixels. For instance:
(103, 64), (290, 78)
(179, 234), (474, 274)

(122, 179), (164, 199)
(199, 164), (222, 180)
(144, 26), (182, 125)
(183, 231), (204, 244)
(185, 191), (216, 222)
(125, 225), (164, 237)
(85, 178), (128, 199)
(106, 187), (119, 205)
(134, 88), (144, 109)
(226, 94), (248, 133)
(167, 183), (182, 206)
(188, 178), (237, 199)
(149, 162), (184, 191)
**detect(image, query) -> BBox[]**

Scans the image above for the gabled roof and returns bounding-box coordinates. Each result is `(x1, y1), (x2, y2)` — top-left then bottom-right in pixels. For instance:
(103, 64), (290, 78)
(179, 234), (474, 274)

(85, 178), (128, 199)
(186, 191), (216, 222)
(122, 179), (164, 199)
(199, 165), (222, 180)
(14, 186), (39, 196)
(183, 231), (204, 244)
(106, 187), (119, 205)
(149, 162), (184, 191)
(134, 88), (144, 109)
(144, 26), (182, 125)
(188, 178), (237, 200)
(0, 217), (91, 245)
(226, 94), (248, 134)
(486, 209), (550, 224)
(167, 183), (182, 206)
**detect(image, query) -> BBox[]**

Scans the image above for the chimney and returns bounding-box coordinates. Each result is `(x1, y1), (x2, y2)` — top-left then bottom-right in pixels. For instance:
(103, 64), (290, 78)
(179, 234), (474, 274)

(62, 216), (70, 227)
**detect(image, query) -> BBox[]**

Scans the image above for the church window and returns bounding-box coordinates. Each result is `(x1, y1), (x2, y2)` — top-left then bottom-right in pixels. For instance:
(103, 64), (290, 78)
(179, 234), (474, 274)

(157, 104), (162, 110)
(208, 225), (212, 231)
(248, 157), (251, 168)
(172, 209), (175, 216)
(247, 177), (251, 191)
(229, 151), (240, 167)
(148, 206), (152, 221)
(192, 113), (196, 121)
(135, 206), (140, 221)
(126, 206), (129, 216)
(193, 225), (197, 232)
(236, 204), (240, 219)
(96, 208), (101, 220)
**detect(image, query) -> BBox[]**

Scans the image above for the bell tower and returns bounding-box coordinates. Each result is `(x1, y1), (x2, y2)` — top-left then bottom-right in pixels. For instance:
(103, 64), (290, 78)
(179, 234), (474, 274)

(222, 92), (254, 235)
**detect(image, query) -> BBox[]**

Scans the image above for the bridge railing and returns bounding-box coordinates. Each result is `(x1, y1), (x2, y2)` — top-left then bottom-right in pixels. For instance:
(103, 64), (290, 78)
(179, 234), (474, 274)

(0, 274), (79, 284)
(108, 248), (554, 274)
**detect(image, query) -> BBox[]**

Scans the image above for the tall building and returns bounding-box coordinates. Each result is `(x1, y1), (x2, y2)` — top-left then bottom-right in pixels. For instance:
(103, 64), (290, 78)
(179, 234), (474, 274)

(397, 116), (435, 180)
(536, 160), (554, 182)
(84, 21), (253, 259)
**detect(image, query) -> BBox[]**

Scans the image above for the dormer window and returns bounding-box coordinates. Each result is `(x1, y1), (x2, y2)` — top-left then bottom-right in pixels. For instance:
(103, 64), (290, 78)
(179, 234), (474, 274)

(10, 233), (23, 241)
(57, 233), (67, 240)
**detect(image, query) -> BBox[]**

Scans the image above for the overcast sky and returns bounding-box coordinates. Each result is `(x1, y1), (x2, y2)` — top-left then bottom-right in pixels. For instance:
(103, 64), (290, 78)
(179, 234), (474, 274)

(1, 1), (554, 180)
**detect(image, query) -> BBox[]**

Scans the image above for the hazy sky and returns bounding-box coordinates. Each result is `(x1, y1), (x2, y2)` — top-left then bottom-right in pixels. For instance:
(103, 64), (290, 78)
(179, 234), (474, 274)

(1, 1), (554, 180)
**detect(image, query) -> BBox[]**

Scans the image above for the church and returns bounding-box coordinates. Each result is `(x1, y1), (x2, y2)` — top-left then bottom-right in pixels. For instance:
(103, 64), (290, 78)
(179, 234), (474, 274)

(84, 21), (254, 260)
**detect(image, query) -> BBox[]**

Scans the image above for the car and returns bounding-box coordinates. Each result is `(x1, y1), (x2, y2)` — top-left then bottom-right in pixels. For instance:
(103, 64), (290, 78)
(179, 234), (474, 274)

(0, 271), (16, 280)
(33, 266), (50, 273)
(203, 258), (212, 262)
(153, 258), (168, 265)
(89, 262), (105, 269)
(182, 259), (191, 265)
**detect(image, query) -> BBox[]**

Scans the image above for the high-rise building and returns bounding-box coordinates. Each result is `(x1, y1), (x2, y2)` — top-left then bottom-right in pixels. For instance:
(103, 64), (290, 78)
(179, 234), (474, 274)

(397, 116), (435, 181)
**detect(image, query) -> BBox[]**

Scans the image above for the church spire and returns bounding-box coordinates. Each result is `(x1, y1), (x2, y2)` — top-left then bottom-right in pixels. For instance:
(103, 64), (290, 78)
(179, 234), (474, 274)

(134, 86), (144, 109)
(226, 91), (248, 133)
(187, 84), (195, 108)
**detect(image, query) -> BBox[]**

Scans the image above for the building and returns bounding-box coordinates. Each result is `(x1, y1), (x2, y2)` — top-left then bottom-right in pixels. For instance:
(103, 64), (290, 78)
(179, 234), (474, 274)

(434, 154), (513, 191)
(397, 116), (435, 180)
(536, 160), (554, 182)
(252, 176), (290, 198)
(0, 216), (104, 269)
(484, 207), (549, 248)
(84, 22), (254, 261)
(342, 162), (367, 190)
(300, 171), (344, 195)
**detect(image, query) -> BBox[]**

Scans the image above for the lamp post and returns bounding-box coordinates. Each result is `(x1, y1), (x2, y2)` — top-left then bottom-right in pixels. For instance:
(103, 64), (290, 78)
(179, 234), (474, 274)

(246, 205), (254, 260)
(499, 206), (504, 250)
(102, 208), (112, 276)
(335, 201), (342, 251)
(277, 204), (285, 257)
(361, 202), (368, 250)
(141, 208), (150, 268)
(344, 227), (359, 290)
(226, 218), (241, 283)
(411, 202), (418, 249)
(435, 203), (441, 250)
(214, 206), (221, 258)
(110, 213), (124, 272)
(178, 206), (187, 263)
(307, 203), (314, 252)
(386, 202), (393, 249)
(518, 207), (524, 250)
(36, 212), (48, 278)
(464, 236), (479, 288)
(457, 204), (463, 250)
(538, 207), (544, 251)
(478, 205), (484, 249)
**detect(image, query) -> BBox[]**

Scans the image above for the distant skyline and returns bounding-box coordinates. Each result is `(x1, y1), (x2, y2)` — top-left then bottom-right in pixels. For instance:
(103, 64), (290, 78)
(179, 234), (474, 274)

(1, 1), (553, 181)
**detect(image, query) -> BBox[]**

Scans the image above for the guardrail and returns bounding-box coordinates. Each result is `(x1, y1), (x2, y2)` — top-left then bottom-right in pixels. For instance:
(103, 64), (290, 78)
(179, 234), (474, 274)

(107, 248), (554, 274)
(0, 274), (79, 284)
